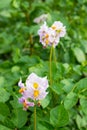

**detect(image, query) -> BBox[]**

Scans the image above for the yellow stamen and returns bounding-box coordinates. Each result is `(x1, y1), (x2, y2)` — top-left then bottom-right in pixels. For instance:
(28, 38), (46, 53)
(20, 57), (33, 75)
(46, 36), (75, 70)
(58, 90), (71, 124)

(57, 29), (61, 33)
(33, 82), (38, 89)
(45, 34), (49, 38)
(19, 88), (25, 93)
(23, 101), (27, 108)
(51, 26), (56, 30)
(34, 90), (39, 98)
(45, 40), (49, 45)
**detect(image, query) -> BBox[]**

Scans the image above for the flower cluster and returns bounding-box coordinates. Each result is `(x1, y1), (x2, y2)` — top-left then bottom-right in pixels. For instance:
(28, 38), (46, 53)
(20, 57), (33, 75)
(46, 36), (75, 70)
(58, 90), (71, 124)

(38, 21), (66, 48)
(18, 73), (49, 110)
(33, 14), (48, 24)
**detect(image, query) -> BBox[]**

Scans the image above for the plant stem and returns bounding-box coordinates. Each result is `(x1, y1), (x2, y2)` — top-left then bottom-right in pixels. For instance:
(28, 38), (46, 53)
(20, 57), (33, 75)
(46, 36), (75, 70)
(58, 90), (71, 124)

(49, 46), (53, 85)
(34, 105), (36, 130)
(53, 46), (56, 63)
(29, 34), (34, 55)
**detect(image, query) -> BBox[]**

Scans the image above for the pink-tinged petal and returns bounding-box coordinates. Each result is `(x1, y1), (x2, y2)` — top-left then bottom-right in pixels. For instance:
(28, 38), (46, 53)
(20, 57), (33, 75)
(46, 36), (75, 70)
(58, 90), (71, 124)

(23, 89), (34, 99)
(42, 77), (49, 89)
(38, 22), (48, 35)
(18, 79), (25, 88)
(19, 97), (34, 110)
(28, 102), (34, 107)
(26, 73), (38, 87)
(38, 22), (51, 47)
(18, 97), (25, 103)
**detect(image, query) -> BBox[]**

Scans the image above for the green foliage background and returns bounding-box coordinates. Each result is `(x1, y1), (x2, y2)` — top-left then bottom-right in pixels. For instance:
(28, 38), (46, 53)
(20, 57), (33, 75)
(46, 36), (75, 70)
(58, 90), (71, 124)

(0, 0), (87, 130)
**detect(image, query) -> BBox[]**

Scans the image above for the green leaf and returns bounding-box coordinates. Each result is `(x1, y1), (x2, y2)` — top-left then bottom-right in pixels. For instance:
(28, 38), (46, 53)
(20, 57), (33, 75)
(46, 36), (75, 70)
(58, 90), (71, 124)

(41, 93), (51, 108)
(73, 47), (86, 63)
(64, 92), (78, 109)
(19, 56), (40, 66)
(0, 103), (10, 123)
(11, 66), (20, 73)
(0, 114), (5, 122)
(50, 105), (69, 127)
(0, 88), (10, 102)
(29, 65), (43, 76)
(76, 115), (87, 129)
(0, 10), (11, 17)
(10, 96), (22, 109)
(38, 121), (54, 130)
(80, 98), (87, 115)
(81, 40), (87, 53)
(58, 128), (70, 130)
(73, 65), (82, 75)
(27, 121), (53, 130)
(37, 123), (49, 130)
(77, 0), (86, 4)
(12, 0), (19, 8)
(74, 77), (87, 93)
(29, 25), (39, 35)
(11, 108), (28, 128)
(29, 61), (48, 76)
(0, 103), (10, 117)
(0, 124), (12, 130)
(51, 83), (64, 95)
(0, 0), (11, 9)
(0, 76), (5, 88)
(61, 79), (74, 93)
(12, 48), (21, 63)
(4, 117), (15, 129)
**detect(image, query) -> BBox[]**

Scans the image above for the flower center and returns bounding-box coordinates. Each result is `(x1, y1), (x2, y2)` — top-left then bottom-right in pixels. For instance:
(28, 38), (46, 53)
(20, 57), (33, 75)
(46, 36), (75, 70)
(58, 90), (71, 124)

(19, 88), (25, 93)
(57, 29), (62, 33)
(34, 90), (39, 98)
(52, 26), (56, 30)
(45, 39), (49, 44)
(33, 82), (38, 89)
(45, 34), (49, 38)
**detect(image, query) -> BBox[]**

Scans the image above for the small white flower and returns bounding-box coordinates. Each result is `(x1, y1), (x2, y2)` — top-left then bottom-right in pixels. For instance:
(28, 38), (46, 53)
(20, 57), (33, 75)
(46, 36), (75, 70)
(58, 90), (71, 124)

(24, 73), (49, 100)
(18, 73), (49, 109)
(33, 14), (48, 24)
(51, 21), (66, 37)
(38, 22), (50, 47)
(38, 21), (66, 48)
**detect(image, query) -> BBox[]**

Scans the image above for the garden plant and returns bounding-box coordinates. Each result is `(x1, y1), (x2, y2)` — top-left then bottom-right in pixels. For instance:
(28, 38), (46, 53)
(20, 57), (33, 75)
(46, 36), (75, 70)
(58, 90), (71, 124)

(0, 0), (87, 130)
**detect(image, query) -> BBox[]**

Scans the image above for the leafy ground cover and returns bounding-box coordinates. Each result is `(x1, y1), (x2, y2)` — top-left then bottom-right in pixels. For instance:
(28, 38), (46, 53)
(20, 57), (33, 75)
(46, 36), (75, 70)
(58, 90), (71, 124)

(0, 0), (87, 130)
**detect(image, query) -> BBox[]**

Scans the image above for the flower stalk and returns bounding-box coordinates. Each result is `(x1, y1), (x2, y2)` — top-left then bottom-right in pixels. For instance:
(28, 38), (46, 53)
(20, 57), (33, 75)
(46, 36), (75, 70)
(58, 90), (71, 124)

(34, 105), (36, 130)
(49, 45), (53, 85)
(49, 45), (57, 86)
(53, 47), (56, 64)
